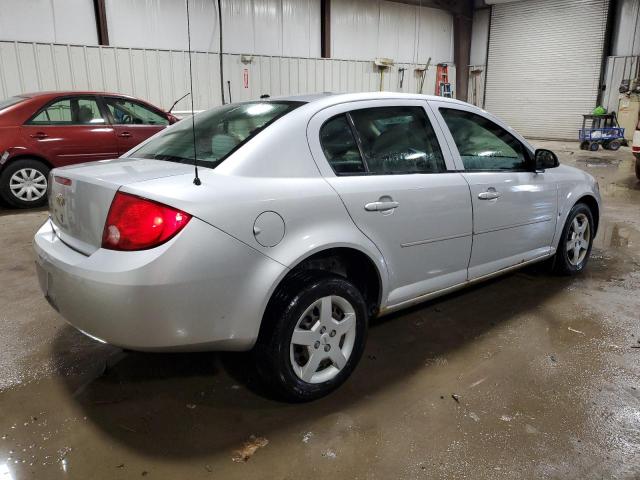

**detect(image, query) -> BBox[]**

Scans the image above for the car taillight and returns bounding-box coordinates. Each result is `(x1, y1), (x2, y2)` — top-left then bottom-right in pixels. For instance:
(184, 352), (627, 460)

(102, 192), (191, 251)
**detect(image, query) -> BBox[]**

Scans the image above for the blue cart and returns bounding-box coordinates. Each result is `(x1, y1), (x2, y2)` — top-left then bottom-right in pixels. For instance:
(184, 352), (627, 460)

(579, 113), (625, 151)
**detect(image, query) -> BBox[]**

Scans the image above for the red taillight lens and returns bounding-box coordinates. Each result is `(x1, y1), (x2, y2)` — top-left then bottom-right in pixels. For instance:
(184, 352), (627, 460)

(102, 192), (192, 251)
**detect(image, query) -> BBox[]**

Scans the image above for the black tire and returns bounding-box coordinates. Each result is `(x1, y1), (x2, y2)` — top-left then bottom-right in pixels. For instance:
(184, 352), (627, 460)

(579, 141), (590, 150)
(253, 271), (368, 402)
(636, 158), (640, 180)
(553, 203), (595, 276)
(0, 159), (50, 208)
(589, 142), (599, 152)
(607, 140), (621, 151)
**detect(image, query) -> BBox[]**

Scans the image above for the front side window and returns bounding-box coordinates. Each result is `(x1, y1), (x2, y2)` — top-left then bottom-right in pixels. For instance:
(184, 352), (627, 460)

(28, 97), (105, 125)
(105, 97), (168, 126)
(349, 106), (445, 174)
(440, 108), (529, 171)
(129, 101), (302, 169)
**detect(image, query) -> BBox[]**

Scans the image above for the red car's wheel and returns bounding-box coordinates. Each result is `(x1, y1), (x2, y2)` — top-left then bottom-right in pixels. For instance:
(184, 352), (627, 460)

(0, 159), (50, 209)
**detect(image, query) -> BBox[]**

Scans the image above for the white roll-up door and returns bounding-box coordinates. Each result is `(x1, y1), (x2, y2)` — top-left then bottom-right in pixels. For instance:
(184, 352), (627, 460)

(484, 0), (610, 139)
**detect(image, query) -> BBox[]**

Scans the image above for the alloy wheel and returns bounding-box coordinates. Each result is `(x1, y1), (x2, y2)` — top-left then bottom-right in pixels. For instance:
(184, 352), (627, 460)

(9, 168), (48, 202)
(566, 213), (590, 266)
(289, 295), (357, 384)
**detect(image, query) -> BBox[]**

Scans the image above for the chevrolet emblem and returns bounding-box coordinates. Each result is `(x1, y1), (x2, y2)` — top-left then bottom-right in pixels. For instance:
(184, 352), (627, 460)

(55, 193), (65, 207)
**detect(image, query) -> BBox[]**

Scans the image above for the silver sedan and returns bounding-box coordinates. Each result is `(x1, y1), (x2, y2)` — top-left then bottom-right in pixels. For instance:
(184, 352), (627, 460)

(34, 92), (601, 401)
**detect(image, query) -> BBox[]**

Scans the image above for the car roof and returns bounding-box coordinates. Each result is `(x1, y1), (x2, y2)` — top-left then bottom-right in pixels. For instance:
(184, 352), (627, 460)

(273, 91), (469, 109)
(18, 91), (157, 104)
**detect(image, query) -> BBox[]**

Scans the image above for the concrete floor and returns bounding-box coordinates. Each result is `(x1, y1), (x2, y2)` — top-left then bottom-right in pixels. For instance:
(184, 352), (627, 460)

(0, 140), (639, 479)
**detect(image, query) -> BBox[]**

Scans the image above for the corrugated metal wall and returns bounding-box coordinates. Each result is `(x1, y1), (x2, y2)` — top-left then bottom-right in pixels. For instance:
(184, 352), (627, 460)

(484, 0), (610, 139)
(0, 41), (455, 112)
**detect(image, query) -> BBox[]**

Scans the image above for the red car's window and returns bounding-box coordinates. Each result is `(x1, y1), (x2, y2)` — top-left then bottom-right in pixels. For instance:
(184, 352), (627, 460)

(27, 97), (106, 125)
(105, 97), (168, 126)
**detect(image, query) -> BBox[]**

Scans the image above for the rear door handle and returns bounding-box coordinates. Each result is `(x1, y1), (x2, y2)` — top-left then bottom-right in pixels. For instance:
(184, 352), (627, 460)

(30, 132), (48, 139)
(118, 132), (132, 138)
(365, 201), (400, 212)
(478, 188), (502, 200)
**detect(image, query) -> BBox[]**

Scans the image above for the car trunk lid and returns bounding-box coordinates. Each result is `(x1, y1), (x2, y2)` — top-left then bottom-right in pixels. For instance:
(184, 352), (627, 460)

(49, 158), (194, 255)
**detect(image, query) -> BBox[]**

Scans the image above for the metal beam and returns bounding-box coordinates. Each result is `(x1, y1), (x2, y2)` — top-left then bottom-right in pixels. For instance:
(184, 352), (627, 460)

(454, 13), (472, 101)
(321, 0), (331, 58)
(93, 0), (109, 46)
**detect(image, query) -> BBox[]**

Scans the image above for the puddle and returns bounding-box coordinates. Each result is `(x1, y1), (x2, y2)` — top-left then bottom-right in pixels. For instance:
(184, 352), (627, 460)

(575, 156), (621, 167)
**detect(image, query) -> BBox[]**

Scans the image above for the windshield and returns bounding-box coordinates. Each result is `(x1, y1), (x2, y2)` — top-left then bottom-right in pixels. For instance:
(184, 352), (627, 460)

(128, 101), (303, 168)
(0, 96), (27, 111)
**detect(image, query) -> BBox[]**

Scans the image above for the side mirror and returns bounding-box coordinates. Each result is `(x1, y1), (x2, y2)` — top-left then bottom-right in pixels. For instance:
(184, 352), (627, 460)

(534, 149), (559, 171)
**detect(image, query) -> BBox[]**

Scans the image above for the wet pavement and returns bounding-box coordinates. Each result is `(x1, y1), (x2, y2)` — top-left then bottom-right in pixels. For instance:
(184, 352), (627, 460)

(0, 141), (639, 479)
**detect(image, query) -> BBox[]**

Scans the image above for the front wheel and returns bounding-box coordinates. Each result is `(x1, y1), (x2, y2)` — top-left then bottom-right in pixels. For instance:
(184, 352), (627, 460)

(0, 159), (50, 208)
(253, 272), (368, 402)
(553, 203), (595, 275)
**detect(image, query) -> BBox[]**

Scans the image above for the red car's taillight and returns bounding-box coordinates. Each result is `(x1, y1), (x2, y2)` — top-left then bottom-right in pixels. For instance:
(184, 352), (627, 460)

(102, 192), (192, 251)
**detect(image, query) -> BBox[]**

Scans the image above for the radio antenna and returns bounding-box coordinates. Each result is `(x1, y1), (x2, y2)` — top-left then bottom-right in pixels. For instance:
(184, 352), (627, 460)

(186, 0), (201, 186)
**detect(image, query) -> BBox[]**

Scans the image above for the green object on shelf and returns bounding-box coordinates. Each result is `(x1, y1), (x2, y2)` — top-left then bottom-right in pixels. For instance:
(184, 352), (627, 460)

(592, 105), (607, 115)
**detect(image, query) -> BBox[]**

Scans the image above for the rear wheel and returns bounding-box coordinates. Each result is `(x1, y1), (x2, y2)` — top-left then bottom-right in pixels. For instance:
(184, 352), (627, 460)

(253, 271), (368, 402)
(553, 203), (594, 275)
(607, 139), (621, 151)
(589, 142), (599, 151)
(636, 158), (640, 180)
(0, 159), (50, 208)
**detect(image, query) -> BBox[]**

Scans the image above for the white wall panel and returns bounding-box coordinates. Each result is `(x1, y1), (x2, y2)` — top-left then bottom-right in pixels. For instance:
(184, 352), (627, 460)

(611, 0), (640, 56)
(331, 0), (453, 64)
(0, 0), (98, 44)
(602, 55), (640, 113)
(254, 0), (283, 55)
(331, 0), (379, 61)
(105, 0), (219, 51)
(0, 41), (456, 114)
(283, 0), (321, 57)
(105, 0), (319, 57)
(470, 7), (490, 66)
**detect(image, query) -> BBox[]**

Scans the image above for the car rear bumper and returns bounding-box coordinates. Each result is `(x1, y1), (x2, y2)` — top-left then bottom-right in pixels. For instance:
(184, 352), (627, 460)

(34, 218), (286, 351)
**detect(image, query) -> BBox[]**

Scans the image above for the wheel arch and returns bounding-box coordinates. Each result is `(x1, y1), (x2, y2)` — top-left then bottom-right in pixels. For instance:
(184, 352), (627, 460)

(257, 245), (386, 343)
(1, 153), (54, 173)
(575, 194), (600, 235)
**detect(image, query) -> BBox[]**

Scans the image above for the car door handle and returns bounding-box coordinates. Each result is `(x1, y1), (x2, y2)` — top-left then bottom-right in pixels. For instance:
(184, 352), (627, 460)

(30, 132), (48, 139)
(118, 132), (132, 138)
(478, 188), (502, 200)
(365, 201), (400, 212)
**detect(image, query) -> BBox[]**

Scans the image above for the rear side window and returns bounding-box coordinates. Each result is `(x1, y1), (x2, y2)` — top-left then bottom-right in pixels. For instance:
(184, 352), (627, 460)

(320, 106), (445, 175)
(350, 106), (445, 174)
(439, 108), (529, 171)
(320, 115), (366, 175)
(27, 97), (106, 125)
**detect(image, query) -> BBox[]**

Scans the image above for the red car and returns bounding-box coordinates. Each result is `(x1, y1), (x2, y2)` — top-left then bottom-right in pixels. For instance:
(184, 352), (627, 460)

(0, 91), (178, 208)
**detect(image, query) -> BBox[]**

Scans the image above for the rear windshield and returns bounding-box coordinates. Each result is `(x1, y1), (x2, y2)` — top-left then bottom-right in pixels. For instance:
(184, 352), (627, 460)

(0, 96), (26, 111)
(128, 101), (303, 169)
